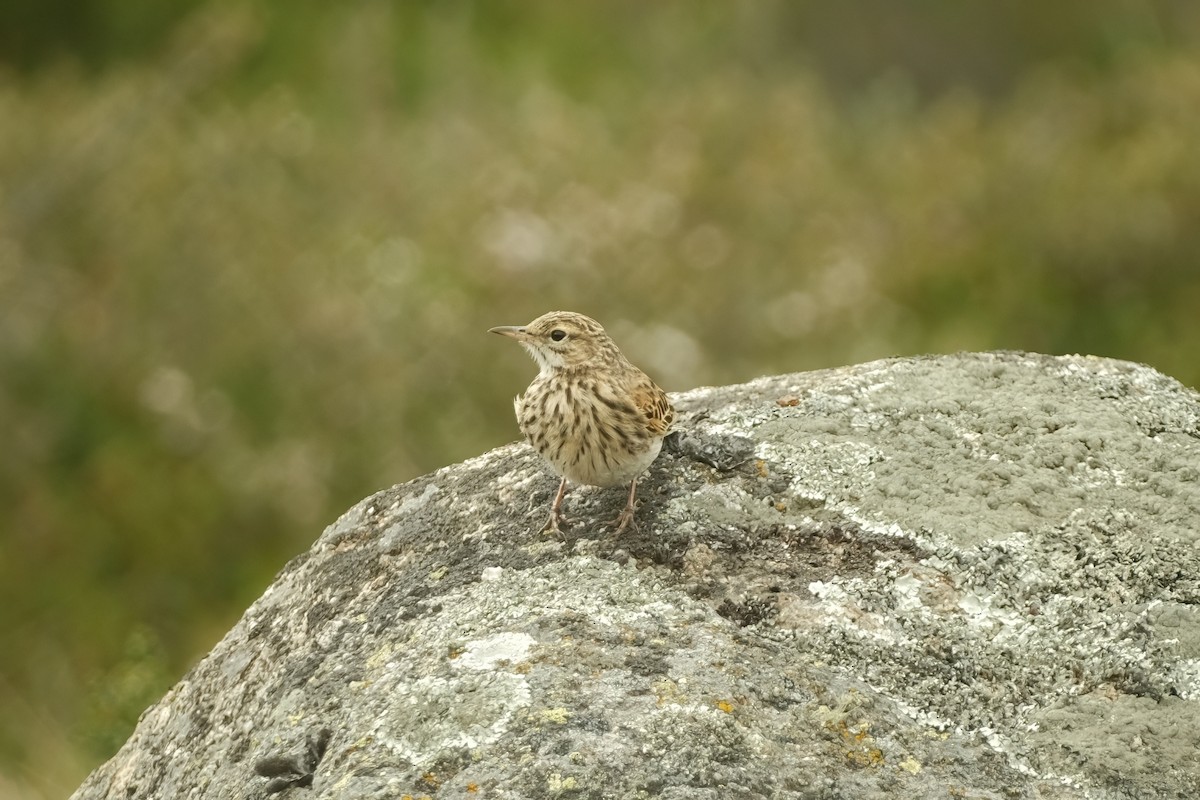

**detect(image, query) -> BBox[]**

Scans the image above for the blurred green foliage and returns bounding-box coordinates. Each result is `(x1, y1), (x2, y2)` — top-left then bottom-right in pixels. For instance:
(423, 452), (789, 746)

(2, 1), (1199, 797)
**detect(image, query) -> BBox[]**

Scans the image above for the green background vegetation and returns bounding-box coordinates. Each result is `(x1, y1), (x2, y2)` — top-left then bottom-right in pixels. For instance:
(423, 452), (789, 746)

(2, 1), (1199, 796)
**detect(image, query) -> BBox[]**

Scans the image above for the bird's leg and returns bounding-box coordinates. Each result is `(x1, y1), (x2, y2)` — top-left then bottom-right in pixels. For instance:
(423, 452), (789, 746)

(611, 479), (640, 535)
(542, 477), (570, 535)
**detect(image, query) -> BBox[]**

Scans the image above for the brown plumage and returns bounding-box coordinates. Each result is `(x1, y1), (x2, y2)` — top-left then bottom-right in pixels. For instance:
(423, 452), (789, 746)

(489, 311), (674, 534)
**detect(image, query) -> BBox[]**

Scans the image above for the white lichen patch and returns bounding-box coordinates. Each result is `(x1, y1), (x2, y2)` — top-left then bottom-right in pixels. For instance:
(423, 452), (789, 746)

(371, 673), (532, 765)
(1169, 659), (1200, 700)
(889, 571), (926, 614)
(455, 632), (536, 671)
(956, 591), (1024, 632)
(666, 482), (757, 527)
(396, 483), (439, 514)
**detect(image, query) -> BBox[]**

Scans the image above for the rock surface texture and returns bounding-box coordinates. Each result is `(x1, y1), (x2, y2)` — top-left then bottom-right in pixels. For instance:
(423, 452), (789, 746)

(72, 352), (1200, 799)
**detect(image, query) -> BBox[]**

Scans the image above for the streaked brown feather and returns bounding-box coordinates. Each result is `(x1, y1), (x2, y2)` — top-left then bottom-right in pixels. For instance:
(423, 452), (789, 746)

(632, 376), (674, 437)
(491, 310), (675, 533)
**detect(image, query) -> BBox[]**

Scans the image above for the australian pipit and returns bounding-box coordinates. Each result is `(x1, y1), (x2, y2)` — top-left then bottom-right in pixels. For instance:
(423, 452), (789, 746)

(490, 311), (675, 535)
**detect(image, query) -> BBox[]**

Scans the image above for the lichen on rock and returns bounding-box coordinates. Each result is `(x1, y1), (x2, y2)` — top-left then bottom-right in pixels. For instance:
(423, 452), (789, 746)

(72, 352), (1200, 799)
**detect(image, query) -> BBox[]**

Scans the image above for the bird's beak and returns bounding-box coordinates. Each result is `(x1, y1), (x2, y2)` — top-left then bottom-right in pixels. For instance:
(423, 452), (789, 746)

(488, 325), (527, 339)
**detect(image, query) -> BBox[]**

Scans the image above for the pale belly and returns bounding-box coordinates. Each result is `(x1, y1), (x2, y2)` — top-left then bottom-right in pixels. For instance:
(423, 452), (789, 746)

(515, 379), (665, 487)
(551, 435), (662, 487)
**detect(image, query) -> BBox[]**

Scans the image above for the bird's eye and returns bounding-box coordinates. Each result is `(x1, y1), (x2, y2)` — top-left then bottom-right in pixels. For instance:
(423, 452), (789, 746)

(550, 329), (567, 342)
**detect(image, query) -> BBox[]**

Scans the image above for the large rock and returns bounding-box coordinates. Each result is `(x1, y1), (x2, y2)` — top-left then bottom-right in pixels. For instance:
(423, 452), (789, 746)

(72, 352), (1200, 799)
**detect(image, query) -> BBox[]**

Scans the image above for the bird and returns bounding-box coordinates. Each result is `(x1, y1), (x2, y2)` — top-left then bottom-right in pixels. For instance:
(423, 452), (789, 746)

(489, 311), (674, 535)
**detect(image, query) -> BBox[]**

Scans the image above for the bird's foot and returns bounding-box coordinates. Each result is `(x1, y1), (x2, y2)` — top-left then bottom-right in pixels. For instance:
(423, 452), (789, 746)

(609, 503), (639, 535)
(541, 510), (572, 537)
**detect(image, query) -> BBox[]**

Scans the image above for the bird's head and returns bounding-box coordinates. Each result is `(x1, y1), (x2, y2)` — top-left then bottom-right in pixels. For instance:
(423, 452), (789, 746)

(489, 311), (620, 374)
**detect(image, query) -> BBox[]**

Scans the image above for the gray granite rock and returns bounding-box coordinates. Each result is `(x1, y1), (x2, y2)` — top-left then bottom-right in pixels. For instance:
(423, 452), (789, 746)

(71, 352), (1200, 799)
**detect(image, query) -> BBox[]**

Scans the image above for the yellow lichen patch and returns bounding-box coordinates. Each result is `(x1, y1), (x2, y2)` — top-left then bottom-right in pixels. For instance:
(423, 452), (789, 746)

(343, 734), (373, 755)
(365, 644), (395, 670)
(539, 706), (571, 724)
(898, 756), (922, 774)
(845, 747), (885, 768)
(547, 772), (579, 792)
(834, 719), (884, 769)
(716, 699), (735, 713)
(838, 720), (872, 743)
(755, 459), (769, 477)
(466, 783), (479, 793)
(651, 678), (687, 706)
(814, 688), (869, 729)
(417, 772), (440, 790)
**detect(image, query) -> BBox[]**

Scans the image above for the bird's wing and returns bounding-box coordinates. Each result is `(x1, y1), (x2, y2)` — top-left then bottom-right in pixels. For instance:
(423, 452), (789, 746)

(633, 377), (674, 437)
